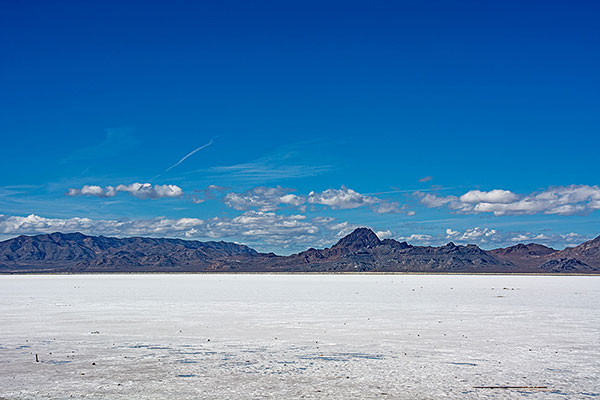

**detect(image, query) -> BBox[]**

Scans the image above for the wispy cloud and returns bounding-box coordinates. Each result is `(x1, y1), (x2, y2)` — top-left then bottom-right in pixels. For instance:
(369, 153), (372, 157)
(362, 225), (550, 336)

(365, 186), (458, 196)
(419, 176), (433, 182)
(186, 142), (334, 183)
(205, 162), (331, 182)
(61, 127), (138, 164)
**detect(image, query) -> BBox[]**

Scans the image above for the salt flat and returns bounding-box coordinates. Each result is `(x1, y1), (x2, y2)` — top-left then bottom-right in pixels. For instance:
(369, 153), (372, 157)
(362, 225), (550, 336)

(0, 274), (598, 399)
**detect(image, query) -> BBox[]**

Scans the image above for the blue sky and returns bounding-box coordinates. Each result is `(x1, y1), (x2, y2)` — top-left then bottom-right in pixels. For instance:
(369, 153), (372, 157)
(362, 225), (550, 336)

(1, 0), (599, 253)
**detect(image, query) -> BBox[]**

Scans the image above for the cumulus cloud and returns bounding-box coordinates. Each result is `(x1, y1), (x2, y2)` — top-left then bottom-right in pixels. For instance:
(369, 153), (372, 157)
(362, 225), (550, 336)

(67, 183), (183, 200)
(224, 187), (304, 211)
(398, 233), (434, 244)
(115, 183), (183, 199)
(442, 227), (592, 248)
(307, 186), (402, 214)
(459, 189), (519, 204)
(375, 230), (393, 240)
(390, 225), (595, 248)
(222, 186), (406, 214)
(0, 212), (356, 253)
(67, 185), (117, 198)
(445, 228), (458, 236)
(308, 187), (376, 209)
(1, 214), (593, 252)
(446, 227), (498, 243)
(418, 185), (600, 216)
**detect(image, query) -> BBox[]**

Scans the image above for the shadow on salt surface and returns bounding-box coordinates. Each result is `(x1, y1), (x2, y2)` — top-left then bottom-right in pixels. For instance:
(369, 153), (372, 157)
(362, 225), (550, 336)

(175, 350), (204, 355)
(298, 352), (384, 362)
(45, 360), (72, 365)
(448, 362), (478, 366)
(128, 344), (170, 350)
(176, 359), (198, 364)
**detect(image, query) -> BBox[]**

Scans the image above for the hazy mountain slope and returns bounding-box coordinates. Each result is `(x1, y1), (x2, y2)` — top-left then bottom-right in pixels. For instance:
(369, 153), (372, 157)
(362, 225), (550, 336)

(549, 235), (600, 268)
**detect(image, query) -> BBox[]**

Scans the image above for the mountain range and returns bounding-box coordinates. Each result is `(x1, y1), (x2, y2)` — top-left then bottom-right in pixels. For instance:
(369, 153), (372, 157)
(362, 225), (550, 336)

(1, 228), (599, 273)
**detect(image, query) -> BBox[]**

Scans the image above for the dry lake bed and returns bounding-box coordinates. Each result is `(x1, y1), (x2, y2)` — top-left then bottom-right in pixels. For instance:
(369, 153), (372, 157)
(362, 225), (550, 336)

(0, 274), (599, 399)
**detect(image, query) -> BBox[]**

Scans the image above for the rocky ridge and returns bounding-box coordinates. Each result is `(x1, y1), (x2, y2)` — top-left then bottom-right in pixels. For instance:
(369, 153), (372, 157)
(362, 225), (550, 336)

(0, 229), (598, 273)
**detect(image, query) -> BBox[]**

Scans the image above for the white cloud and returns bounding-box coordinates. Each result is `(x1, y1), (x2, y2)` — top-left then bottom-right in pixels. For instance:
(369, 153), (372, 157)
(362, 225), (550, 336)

(419, 193), (459, 208)
(398, 233), (433, 243)
(115, 183), (183, 199)
(223, 187), (304, 211)
(190, 196), (205, 204)
(418, 185), (600, 216)
(67, 185), (117, 198)
(442, 227), (592, 248)
(0, 214), (594, 253)
(308, 186), (402, 214)
(375, 230), (393, 240)
(510, 234), (531, 242)
(67, 183), (183, 200)
(372, 201), (402, 214)
(445, 227), (498, 243)
(223, 186), (405, 214)
(459, 189), (519, 204)
(0, 212), (356, 253)
(279, 194), (304, 207)
(308, 186), (376, 209)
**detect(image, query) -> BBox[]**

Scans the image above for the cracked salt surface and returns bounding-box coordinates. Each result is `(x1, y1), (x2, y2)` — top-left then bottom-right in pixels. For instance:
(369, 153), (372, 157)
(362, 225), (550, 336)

(0, 274), (599, 399)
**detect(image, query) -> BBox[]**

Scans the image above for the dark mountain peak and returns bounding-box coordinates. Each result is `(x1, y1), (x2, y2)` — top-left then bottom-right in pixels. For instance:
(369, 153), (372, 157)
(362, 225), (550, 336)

(381, 239), (411, 249)
(437, 242), (487, 256)
(48, 232), (88, 241)
(491, 242), (556, 256)
(333, 228), (381, 250)
(539, 258), (593, 273)
(441, 242), (457, 250)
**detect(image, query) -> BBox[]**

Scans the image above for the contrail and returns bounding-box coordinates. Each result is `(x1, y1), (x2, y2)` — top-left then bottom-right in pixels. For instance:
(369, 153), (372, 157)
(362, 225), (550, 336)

(154, 139), (214, 179)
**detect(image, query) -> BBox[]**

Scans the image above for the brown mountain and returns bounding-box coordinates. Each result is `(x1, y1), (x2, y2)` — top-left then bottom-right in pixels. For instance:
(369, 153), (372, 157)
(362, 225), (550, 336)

(490, 235), (600, 272)
(489, 243), (557, 269)
(266, 228), (515, 272)
(0, 232), (260, 273)
(0, 229), (599, 274)
(550, 235), (600, 266)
